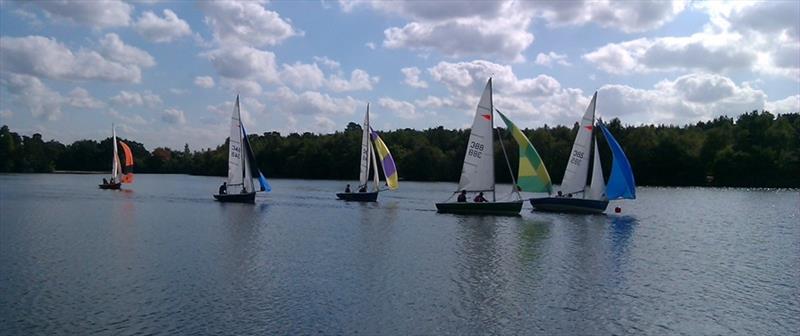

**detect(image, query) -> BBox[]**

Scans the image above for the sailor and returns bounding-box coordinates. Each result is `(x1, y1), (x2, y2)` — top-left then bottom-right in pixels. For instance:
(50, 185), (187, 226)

(457, 190), (467, 202)
(473, 192), (488, 203)
(358, 185), (367, 192)
(102, 178), (108, 185)
(218, 182), (227, 195)
(345, 184), (351, 193)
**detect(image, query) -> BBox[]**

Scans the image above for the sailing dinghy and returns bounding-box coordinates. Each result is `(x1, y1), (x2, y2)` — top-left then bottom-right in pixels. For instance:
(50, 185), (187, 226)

(99, 124), (134, 190)
(337, 104), (399, 202)
(213, 95), (271, 203)
(529, 92), (636, 213)
(435, 78), (524, 215)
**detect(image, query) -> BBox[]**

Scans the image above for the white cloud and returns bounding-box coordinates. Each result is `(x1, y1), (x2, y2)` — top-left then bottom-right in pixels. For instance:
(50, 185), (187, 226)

(383, 14), (534, 62)
(200, 0), (301, 47)
(108, 109), (148, 125)
(266, 86), (362, 117)
(766, 95), (800, 115)
(2, 74), (64, 120)
(0, 110), (13, 119)
(526, 0), (687, 33)
(67, 87), (105, 109)
(219, 78), (263, 96)
(598, 73), (768, 125)
(534, 51), (571, 67)
(365, 42), (376, 50)
(313, 56), (341, 70)
(378, 97), (422, 119)
(30, 0), (132, 28)
(401, 67), (428, 88)
(313, 115), (337, 133)
(134, 9), (192, 43)
(583, 33), (757, 75)
(0, 35), (149, 83)
(98, 33), (156, 68)
(162, 108), (187, 125)
(194, 76), (216, 88)
(203, 46), (279, 83)
(327, 69), (379, 92)
(280, 62), (325, 90)
(110, 90), (162, 108)
(428, 60), (561, 97)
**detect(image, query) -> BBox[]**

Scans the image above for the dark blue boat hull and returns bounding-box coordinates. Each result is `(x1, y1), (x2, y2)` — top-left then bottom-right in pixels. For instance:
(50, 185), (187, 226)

(337, 191), (379, 202)
(214, 192), (256, 203)
(529, 197), (609, 214)
(435, 201), (522, 216)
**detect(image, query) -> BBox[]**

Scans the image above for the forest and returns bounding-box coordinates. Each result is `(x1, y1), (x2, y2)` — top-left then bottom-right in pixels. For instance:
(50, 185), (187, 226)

(0, 110), (797, 188)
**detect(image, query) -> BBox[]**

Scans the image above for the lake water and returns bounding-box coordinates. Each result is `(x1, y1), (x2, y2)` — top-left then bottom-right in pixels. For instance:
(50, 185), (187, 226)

(1, 174), (798, 335)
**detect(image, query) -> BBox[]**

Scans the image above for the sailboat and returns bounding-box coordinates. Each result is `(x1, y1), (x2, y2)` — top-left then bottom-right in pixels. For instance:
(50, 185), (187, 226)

(98, 124), (134, 190)
(529, 92), (636, 213)
(435, 78), (524, 215)
(213, 95), (271, 203)
(337, 104), (399, 202)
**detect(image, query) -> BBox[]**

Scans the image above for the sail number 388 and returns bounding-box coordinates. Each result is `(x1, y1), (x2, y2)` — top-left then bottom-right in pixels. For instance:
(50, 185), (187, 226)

(570, 150), (583, 165)
(468, 141), (484, 159)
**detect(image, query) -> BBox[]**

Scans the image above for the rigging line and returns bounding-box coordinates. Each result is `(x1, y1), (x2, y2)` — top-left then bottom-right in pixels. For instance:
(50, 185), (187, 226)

(496, 125), (520, 200)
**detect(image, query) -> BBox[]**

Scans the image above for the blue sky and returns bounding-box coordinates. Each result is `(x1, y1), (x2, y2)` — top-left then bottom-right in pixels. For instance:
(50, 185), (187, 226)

(1, 0), (798, 149)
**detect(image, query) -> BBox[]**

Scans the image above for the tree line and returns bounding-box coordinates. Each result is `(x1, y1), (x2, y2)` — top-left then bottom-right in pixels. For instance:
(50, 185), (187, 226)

(1, 110), (797, 188)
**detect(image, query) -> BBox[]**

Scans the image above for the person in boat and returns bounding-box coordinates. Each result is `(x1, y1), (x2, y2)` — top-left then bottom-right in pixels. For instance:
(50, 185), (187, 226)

(345, 184), (351, 193)
(218, 182), (227, 195)
(556, 191), (563, 197)
(567, 193), (573, 198)
(102, 178), (108, 185)
(109, 177), (116, 184)
(457, 190), (467, 202)
(473, 192), (488, 203)
(358, 185), (367, 192)
(241, 187), (247, 194)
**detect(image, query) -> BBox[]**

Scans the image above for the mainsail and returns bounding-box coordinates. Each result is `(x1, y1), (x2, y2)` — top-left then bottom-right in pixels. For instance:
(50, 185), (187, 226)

(359, 105), (372, 189)
(496, 110), (551, 193)
(560, 92), (597, 196)
(370, 128), (398, 190)
(458, 78), (495, 193)
(111, 125), (121, 181)
(225, 95), (261, 193)
(599, 122), (636, 199)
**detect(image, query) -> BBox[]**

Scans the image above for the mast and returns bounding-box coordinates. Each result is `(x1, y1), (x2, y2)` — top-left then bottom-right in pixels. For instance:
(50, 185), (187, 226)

(489, 78), (495, 202)
(111, 124), (119, 180)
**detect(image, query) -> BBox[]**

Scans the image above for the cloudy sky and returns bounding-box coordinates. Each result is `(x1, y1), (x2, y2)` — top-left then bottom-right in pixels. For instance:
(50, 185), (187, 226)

(1, 0), (798, 149)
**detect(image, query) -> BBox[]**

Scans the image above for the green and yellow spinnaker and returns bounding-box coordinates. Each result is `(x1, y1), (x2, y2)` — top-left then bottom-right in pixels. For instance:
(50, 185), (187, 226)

(496, 111), (552, 193)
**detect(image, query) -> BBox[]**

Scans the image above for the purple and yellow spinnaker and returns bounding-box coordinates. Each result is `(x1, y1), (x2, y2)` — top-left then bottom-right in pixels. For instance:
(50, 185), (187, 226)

(370, 128), (398, 190)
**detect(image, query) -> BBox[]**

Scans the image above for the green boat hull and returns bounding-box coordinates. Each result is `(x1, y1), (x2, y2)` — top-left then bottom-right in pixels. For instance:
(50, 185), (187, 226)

(435, 201), (523, 216)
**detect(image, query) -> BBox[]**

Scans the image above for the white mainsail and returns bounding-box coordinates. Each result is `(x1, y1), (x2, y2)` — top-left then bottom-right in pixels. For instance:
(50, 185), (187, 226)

(359, 105), (371, 188)
(111, 125), (121, 181)
(588, 140), (606, 200)
(226, 96), (254, 192)
(560, 92), (597, 196)
(458, 78), (495, 192)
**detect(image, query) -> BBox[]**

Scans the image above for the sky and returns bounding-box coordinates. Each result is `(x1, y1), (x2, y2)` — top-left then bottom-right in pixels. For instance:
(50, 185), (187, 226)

(1, 0), (798, 150)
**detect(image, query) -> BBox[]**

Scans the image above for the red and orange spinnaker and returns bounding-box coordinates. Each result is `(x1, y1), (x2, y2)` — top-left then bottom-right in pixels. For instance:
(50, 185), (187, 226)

(118, 141), (135, 184)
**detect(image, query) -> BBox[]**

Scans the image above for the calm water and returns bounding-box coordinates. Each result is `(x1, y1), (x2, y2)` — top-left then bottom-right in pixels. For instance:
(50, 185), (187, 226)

(1, 174), (798, 335)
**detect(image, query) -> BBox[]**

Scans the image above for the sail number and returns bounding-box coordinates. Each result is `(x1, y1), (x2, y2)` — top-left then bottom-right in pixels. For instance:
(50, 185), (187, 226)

(468, 141), (484, 159)
(231, 144), (241, 159)
(570, 150), (584, 165)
